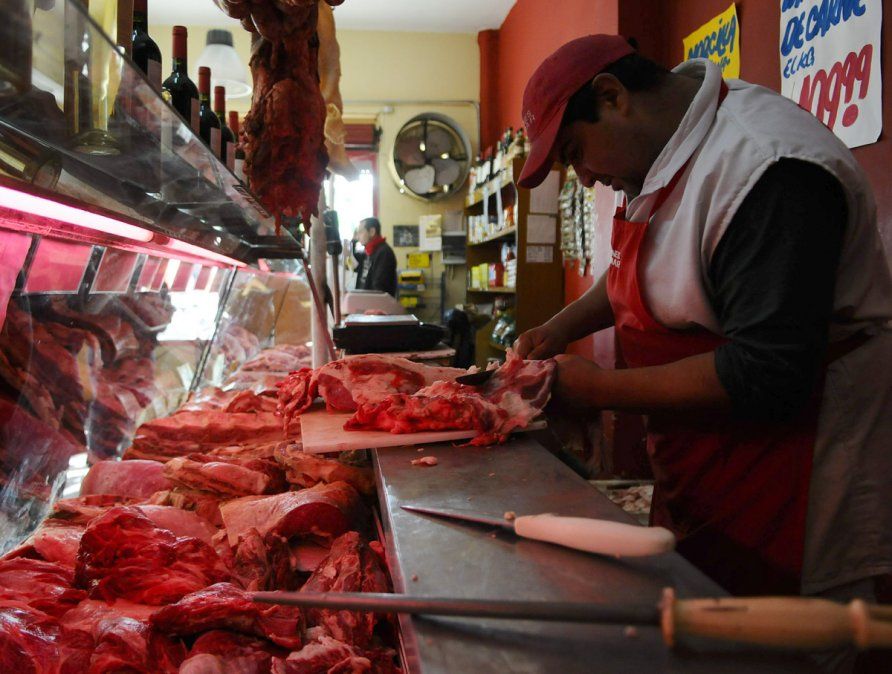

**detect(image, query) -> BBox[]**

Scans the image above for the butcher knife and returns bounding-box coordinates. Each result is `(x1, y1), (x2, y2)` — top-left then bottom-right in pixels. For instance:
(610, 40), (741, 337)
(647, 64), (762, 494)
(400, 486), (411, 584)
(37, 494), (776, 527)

(253, 588), (892, 650)
(400, 504), (675, 557)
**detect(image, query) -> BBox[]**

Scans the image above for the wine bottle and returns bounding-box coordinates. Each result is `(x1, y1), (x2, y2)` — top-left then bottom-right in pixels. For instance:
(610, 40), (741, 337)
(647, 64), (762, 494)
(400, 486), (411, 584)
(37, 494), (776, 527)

(213, 85), (235, 167)
(131, 0), (161, 90)
(197, 67), (221, 155)
(229, 110), (246, 179)
(162, 25), (198, 130)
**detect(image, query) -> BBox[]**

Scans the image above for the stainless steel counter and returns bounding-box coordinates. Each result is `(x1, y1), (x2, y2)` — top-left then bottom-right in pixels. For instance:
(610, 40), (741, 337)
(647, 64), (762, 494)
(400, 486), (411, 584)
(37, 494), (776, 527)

(374, 436), (815, 673)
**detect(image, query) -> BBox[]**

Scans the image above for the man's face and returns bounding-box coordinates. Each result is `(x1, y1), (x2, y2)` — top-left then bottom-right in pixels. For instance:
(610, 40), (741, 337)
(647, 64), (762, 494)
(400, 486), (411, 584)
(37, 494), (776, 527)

(357, 226), (371, 245)
(552, 80), (654, 197)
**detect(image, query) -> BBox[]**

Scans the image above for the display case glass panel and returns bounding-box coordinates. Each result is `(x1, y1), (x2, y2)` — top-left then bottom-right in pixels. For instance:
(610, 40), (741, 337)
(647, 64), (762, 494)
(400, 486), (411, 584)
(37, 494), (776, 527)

(23, 238), (93, 292)
(92, 248), (138, 292)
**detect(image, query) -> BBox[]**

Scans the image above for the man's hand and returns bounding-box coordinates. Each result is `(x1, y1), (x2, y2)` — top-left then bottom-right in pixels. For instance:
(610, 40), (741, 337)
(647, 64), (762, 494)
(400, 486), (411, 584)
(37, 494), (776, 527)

(552, 354), (602, 407)
(514, 322), (569, 360)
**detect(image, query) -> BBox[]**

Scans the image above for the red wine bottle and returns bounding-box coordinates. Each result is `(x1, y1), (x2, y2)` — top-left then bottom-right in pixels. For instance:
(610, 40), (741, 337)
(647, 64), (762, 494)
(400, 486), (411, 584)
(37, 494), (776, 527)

(161, 26), (198, 129)
(131, 0), (161, 90)
(213, 85), (236, 167)
(197, 67), (222, 155)
(229, 110), (246, 181)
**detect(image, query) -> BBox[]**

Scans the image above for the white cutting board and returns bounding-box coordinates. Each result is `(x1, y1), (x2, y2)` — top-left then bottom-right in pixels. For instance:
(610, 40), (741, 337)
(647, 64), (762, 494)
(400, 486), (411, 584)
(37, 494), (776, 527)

(300, 407), (546, 454)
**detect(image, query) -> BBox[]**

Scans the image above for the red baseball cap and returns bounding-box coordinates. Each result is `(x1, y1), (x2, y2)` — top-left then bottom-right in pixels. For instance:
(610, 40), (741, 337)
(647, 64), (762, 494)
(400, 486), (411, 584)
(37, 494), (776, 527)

(517, 35), (635, 188)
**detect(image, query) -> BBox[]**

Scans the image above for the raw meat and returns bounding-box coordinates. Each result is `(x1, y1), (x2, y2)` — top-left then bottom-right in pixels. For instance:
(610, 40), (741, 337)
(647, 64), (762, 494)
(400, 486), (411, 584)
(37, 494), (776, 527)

(182, 388), (279, 414)
(215, 0), (333, 229)
(220, 481), (365, 548)
(274, 446), (375, 495)
(241, 344), (312, 373)
(31, 522), (85, 568)
(60, 599), (186, 673)
(40, 298), (140, 365)
(208, 440), (301, 461)
(105, 357), (158, 408)
(224, 371), (289, 394)
(150, 582), (304, 649)
(50, 494), (140, 525)
(0, 601), (93, 674)
(118, 293), (174, 333)
(278, 355), (466, 423)
(164, 454), (286, 497)
(220, 528), (294, 592)
(126, 411), (286, 461)
(134, 506), (218, 545)
(0, 558), (87, 617)
(346, 350), (556, 446)
(146, 489), (225, 527)
(179, 630), (288, 674)
(80, 459), (172, 499)
(279, 636), (370, 674)
(74, 506), (229, 605)
(301, 532), (390, 648)
(0, 349), (60, 430)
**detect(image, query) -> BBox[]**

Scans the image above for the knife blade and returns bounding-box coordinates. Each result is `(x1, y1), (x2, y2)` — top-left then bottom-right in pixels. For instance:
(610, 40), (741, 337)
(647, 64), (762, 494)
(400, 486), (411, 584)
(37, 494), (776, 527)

(400, 504), (675, 557)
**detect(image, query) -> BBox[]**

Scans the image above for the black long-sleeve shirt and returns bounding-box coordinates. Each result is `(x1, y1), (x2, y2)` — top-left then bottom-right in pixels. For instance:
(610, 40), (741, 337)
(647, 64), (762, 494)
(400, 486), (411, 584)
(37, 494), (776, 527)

(708, 159), (847, 421)
(362, 241), (397, 297)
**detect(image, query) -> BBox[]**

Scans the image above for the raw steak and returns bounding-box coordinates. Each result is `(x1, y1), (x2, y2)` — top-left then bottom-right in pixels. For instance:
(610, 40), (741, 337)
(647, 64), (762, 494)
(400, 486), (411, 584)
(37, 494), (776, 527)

(224, 371), (288, 394)
(220, 481), (365, 548)
(50, 494), (140, 525)
(146, 489), (225, 527)
(208, 440), (301, 461)
(277, 355), (466, 423)
(26, 522), (84, 568)
(345, 351), (557, 446)
(134, 506), (218, 545)
(60, 599), (186, 674)
(80, 459), (172, 499)
(0, 558), (87, 617)
(164, 454), (286, 497)
(274, 446), (375, 495)
(150, 582), (304, 649)
(0, 601), (93, 674)
(179, 630), (288, 674)
(74, 506), (229, 605)
(279, 636), (369, 674)
(220, 528), (294, 592)
(301, 532), (390, 648)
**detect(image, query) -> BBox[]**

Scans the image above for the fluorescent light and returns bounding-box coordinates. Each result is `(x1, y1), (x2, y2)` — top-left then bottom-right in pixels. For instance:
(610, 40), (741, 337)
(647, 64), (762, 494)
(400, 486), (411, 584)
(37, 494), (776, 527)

(0, 184), (153, 242)
(164, 236), (245, 267)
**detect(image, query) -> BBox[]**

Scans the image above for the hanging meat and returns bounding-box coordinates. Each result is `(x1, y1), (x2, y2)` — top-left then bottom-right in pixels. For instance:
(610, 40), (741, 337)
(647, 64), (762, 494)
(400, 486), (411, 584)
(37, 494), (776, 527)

(215, 1), (348, 232)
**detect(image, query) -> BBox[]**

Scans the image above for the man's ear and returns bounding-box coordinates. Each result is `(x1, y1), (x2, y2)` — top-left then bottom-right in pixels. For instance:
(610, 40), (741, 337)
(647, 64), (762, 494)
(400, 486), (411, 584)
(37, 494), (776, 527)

(590, 73), (629, 115)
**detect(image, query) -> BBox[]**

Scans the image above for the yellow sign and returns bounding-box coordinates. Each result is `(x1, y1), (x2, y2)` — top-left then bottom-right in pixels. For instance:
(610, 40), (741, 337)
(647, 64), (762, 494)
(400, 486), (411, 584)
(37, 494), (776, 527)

(682, 4), (740, 78)
(407, 252), (431, 269)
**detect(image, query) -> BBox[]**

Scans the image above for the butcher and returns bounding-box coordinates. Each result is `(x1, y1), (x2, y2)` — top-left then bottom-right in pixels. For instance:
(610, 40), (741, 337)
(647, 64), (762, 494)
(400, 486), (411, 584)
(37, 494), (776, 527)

(513, 35), (892, 618)
(355, 217), (397, 297)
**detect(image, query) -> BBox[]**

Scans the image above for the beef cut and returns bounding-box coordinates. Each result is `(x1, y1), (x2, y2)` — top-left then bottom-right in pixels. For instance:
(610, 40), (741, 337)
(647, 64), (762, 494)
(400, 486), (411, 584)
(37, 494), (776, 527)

(279, 636), (369, 674)
(146, 488), (225, 527)
(150, 582), (304, 649)
(179, 629), (287, 674)
(218, 527), (294, 592)
(80, 459), (172, 500)
(0, 558), (87, 617)
(74, 506), (229, 605)
(301, 532), (390, 648)
(274, 446), (375, 495)
(346, 350), (557, 446)
(220, 481), (365, 548)
(0, 600), (93, 674)
(60, 599), (186, 674)
(164, 454), (286, 497)
(125, 411), (286, 461)
(30, 522), (85, 568)
(277, 355), (466, 423)
(241, 344), (312, 373)
(181, 388), (279, 414)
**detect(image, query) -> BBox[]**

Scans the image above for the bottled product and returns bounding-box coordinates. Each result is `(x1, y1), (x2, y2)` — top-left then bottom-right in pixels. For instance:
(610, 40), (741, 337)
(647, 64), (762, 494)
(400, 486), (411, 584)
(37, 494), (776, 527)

(229, 110), (246, 180)
(197, 66), (221, 154)
(131, 0), (161, 89)
(213, 85), (236, 166)
(162, 26), (199, 130)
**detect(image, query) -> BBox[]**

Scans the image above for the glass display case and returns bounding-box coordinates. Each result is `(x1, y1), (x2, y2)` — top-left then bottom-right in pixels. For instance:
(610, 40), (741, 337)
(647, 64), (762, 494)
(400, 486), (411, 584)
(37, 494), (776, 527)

(0, 0), (315, 554)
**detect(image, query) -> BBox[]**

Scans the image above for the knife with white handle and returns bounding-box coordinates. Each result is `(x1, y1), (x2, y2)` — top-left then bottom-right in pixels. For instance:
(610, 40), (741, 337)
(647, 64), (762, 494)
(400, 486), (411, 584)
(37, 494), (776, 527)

(401, 505), (675, 557)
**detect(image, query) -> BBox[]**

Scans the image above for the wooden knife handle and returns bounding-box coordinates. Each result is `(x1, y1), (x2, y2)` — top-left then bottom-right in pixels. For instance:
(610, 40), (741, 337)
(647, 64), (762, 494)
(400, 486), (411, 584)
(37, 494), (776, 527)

(512, 514), (676, 557)
(661, 588), (892, 649)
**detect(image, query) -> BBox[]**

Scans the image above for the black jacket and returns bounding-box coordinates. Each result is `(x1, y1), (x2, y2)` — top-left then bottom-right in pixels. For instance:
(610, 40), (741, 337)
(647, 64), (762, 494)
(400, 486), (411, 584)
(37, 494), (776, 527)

(362, 241), (397, 296)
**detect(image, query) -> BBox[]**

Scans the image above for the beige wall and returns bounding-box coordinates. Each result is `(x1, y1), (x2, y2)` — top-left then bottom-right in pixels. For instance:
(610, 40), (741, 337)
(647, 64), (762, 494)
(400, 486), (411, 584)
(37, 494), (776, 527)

(149, 23), (479, 320)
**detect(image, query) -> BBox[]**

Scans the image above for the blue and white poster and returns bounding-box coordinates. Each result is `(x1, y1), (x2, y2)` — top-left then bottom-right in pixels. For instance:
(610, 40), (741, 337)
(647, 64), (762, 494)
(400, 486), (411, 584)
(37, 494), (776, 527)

(780, 0), (883, 148)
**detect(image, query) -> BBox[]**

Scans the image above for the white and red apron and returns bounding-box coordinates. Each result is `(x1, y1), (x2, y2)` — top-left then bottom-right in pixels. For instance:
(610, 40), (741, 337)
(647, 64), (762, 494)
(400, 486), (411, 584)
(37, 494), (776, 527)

(606, 82), (820, 595)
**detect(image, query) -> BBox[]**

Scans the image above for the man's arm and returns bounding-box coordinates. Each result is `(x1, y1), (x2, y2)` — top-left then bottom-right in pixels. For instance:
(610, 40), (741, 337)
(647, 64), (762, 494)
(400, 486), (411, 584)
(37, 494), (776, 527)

(553, 159), (847, 419)
(515, 272), (615, 358)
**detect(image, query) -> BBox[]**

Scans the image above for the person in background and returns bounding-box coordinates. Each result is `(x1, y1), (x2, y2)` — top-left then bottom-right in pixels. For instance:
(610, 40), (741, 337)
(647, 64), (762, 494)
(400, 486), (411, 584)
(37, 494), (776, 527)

(347, 225), (367, 290)
(355, 217), (397, 296)
(512, 35), (892, 672)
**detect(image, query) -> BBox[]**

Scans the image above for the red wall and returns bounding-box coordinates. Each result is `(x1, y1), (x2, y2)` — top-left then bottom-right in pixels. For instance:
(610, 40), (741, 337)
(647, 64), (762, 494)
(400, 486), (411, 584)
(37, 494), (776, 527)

(483, 0), (892, 340)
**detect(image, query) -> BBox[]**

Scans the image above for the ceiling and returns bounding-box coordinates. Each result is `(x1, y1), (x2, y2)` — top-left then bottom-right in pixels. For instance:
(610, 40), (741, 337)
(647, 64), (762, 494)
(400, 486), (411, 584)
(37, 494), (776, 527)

(150, 0), (516, 33)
